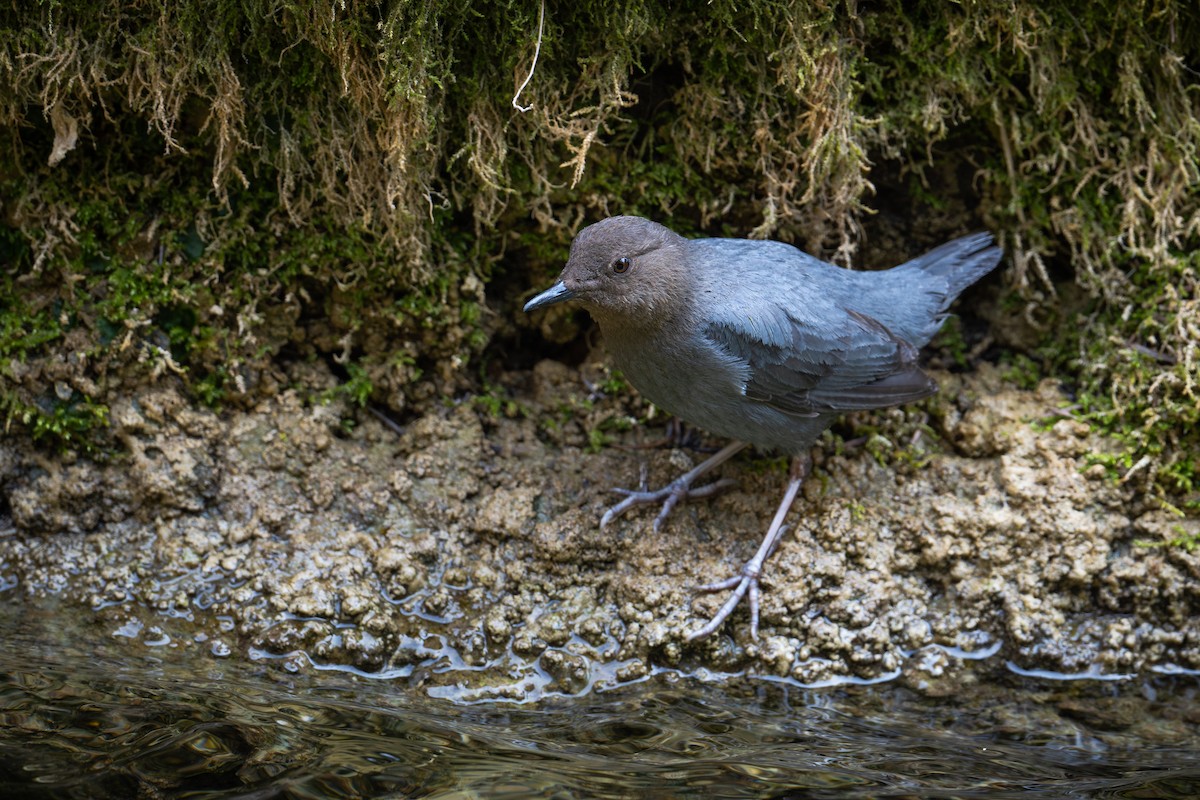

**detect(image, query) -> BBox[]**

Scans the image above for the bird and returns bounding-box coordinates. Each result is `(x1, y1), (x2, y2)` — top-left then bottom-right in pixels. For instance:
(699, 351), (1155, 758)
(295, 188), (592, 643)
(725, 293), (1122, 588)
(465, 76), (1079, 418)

(524, 216), (1002, 641)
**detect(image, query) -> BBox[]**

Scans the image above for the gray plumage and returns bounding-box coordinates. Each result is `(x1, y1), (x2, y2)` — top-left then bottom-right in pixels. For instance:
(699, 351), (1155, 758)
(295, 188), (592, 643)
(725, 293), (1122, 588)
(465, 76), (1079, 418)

(524, 215), (1002, 640)
(527, 216), (1001, 456)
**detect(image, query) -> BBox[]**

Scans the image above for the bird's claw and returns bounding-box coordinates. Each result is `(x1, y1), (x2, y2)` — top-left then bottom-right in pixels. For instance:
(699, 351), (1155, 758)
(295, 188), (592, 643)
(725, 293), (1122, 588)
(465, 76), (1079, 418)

(687, 523), (791, 641)
(599, 477), (737, 530)
(687, 567), (762, 641)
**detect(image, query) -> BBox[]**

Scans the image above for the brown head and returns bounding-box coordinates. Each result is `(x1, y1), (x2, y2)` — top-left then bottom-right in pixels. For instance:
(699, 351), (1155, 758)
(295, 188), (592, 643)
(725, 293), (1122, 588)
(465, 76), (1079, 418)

(523, 216), (690, 323)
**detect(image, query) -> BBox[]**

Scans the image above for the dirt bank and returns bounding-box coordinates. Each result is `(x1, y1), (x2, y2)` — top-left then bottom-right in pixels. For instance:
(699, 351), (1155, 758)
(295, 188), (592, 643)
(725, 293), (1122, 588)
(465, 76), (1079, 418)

(1, 356), (1196, 700)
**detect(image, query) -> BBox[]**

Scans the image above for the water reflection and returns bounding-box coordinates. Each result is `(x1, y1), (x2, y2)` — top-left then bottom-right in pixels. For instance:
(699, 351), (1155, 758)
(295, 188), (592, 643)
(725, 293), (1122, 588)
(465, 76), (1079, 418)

(0, 601), (1198, 799)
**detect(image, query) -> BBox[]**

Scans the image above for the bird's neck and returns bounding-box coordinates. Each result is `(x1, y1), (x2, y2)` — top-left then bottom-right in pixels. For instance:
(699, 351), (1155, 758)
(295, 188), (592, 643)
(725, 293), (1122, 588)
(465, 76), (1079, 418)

(589, 293), (695, 338)
(589, 297), (701, 365)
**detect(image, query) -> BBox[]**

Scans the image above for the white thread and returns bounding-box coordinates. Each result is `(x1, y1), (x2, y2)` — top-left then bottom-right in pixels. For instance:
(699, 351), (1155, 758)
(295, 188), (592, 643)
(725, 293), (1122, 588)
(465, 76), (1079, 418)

(512, 0), (545, 112)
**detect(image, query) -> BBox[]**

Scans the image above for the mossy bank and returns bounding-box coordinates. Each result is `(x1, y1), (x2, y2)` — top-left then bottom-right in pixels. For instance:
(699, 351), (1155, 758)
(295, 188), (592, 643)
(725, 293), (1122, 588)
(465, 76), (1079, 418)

(1, 359), (1197, 696)
(1, 2), (1198, 687)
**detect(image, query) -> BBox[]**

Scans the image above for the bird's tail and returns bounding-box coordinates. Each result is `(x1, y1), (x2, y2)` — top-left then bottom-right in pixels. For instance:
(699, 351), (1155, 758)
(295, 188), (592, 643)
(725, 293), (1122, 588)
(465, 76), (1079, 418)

(896, 231), (1004, 306)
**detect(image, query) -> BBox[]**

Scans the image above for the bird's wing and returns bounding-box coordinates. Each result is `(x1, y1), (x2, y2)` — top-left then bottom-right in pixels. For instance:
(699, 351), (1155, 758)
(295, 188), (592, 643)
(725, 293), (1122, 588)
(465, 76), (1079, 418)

(704, 305), (937, 417)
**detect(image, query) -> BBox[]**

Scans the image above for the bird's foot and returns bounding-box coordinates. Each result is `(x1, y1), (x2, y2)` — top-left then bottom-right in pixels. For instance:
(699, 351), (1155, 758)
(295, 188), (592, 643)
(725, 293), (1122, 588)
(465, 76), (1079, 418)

(687, 564), (764, 642)
(599, 440), (749, 532)
(686, 522), (791, 642)
(600, 475), (737, 532)
(685, 455), (810, 642)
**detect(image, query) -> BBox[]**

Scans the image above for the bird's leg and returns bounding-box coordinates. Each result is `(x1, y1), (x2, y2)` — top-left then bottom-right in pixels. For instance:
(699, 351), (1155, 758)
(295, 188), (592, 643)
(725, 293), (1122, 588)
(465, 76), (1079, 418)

(687, 453), (812, 642)
(614, 418), (705, 452)
(600, 440), (748, 532)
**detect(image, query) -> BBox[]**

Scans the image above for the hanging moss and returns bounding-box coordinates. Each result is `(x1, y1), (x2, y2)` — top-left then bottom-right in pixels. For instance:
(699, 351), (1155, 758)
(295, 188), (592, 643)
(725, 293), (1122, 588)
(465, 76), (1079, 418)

(0, 0), (1196, 506)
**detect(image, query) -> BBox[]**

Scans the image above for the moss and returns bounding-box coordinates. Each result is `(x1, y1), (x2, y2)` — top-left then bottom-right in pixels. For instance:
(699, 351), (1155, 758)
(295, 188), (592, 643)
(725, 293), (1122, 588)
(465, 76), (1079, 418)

(1136, 525), (1200, 554)
(1, 388), (110, 454)
(1000, 354), (1043, 392)
(1060, 248), (1200, 510)
(327, 362), (374, 409)
(931, 317), (969, 369)
(746, 455), (790, 476)
(474, 381), (529, 423)
(585, 426), (608, 455)
(28, 393), (111, 450)
(598, 371), (630, 398)
(0, 303), (61, 359)
(0, 0), (1195, 512)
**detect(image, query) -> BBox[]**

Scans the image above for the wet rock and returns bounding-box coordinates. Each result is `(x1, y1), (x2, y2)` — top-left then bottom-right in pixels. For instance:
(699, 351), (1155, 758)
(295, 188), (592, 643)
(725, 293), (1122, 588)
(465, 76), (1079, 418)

(0, 358), (1197, 699)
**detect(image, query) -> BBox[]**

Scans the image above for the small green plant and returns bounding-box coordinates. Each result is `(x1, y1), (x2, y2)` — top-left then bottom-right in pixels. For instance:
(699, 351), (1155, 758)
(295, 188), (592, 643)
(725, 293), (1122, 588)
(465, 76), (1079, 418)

(474, 383), (529, 421)
(746, 455), (790, 475)
(474, 390), (504, 419)
(1080, 451), (1133, 483)
(1000, 353), (1043, 391)
(586, 427), (608, 454)
(20, 394), (111, 453)
(194, 369), (229, 407)
(599, 370), (629, 396)
(1135, 525), (1200, 553)
(864, 433), (895, 467)
(324, 362), (374, 407)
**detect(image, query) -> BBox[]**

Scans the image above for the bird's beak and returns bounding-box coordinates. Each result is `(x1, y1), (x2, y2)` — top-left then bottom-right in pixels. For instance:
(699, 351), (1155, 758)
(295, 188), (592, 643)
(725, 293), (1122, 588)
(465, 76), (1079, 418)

(523, 281), (576, 313)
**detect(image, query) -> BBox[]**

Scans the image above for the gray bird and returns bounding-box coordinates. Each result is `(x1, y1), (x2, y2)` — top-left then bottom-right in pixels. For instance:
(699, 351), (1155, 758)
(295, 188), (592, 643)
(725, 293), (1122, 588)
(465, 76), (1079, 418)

(524, 216), (1002, 641)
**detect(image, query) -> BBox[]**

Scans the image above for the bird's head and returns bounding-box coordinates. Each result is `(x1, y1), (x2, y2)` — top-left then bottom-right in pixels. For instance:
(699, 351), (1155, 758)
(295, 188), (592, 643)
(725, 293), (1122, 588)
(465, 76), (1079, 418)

(524, 216), (689, 322)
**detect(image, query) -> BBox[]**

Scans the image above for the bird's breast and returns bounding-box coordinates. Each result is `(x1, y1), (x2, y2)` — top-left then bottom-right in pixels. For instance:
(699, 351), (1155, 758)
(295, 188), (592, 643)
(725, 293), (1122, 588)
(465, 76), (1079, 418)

(601, 323), (826, 454)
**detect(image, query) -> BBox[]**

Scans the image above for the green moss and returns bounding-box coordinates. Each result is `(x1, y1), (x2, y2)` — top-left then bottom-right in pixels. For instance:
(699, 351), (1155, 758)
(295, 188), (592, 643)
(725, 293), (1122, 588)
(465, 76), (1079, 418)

(193, 369), (229, 408)
(1000, 354), (1043, 391)
(1, 389), (110, 455)
(474, 382), (529, 422)
(30, 394), (110, 449)
(746, 455), (790, 476)
(931, 317), (969, 369)
(1057, 248), (1200, 511)
(599, 371), (630, 398)
(0, 306), (62, 359)
(0, 0), (1195, 515)
(585, 427), (608, 455)
(1081, 452), (1132, 484)
(330, 363), (374, 408)
(1135, 525), (1200, 554)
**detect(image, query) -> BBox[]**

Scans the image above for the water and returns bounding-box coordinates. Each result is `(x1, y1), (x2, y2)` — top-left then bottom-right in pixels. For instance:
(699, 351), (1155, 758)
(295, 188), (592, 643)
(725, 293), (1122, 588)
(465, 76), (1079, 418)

(1, 599), (1198, 799)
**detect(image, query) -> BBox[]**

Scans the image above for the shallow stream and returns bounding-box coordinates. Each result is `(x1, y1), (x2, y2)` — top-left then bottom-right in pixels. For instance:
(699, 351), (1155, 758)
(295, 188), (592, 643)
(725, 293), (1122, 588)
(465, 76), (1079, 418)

(2, 593), (1198, 799)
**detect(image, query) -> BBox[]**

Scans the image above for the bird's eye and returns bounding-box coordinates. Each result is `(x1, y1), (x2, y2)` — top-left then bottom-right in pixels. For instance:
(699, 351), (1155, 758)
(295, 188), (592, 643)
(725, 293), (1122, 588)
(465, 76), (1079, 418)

(611, 257), (632, 274)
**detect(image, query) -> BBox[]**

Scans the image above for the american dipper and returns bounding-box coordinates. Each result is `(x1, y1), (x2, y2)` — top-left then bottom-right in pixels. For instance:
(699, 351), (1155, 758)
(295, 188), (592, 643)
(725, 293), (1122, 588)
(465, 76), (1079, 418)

(524, 216), (1002, 641)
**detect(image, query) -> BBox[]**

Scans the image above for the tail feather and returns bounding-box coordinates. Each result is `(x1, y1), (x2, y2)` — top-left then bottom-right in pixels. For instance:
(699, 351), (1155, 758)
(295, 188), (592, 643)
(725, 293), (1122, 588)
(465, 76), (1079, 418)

(858, 231), (1003, 348)
(898, 232), (1003, 304)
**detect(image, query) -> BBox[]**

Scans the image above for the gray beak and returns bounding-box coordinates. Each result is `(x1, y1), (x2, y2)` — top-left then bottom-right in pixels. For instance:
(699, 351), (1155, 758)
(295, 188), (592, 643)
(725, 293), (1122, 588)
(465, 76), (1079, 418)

(523, 281), (576, 313)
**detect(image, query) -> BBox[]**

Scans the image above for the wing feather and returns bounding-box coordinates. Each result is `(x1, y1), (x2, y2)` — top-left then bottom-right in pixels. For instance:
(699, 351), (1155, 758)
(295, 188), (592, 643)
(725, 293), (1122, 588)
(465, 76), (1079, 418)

(705, 307), (936, 417)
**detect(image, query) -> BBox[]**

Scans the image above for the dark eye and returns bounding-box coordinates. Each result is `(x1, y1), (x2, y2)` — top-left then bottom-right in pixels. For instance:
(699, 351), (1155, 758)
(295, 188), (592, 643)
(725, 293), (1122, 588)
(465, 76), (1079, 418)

(611, 257), (631, 274)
